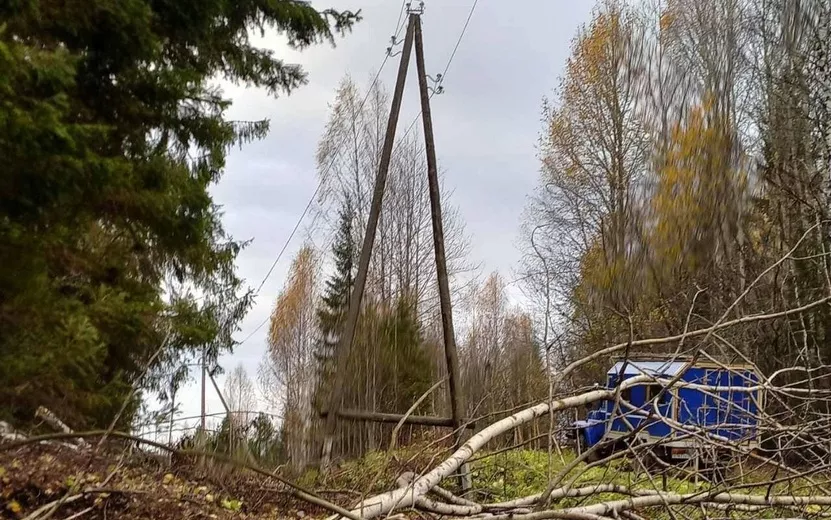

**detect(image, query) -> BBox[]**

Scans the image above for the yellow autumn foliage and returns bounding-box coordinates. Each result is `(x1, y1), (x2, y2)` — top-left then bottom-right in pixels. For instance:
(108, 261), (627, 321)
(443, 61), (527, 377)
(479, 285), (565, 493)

(649, 94), (747, 276)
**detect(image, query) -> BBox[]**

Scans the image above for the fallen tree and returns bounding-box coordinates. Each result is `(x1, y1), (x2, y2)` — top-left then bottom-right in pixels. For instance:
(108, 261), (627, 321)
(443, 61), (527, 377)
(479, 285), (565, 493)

(336, 297), (831, 518)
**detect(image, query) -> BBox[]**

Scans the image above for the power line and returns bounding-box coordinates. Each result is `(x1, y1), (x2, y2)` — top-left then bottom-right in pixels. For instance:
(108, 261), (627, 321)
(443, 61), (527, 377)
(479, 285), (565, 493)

(237, 312), (270, 346)
(441, 0), (479, 79)
(254, 188), (318, 295)
(237, 7), (413, 348)
(393, 0), (409, 39)
(241, 0), (481, 348)
(248, 12), (407, 301)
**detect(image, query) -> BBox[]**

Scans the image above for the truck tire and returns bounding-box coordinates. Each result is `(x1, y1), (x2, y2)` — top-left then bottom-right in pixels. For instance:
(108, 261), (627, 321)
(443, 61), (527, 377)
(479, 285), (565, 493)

(578, 433), (601, 463)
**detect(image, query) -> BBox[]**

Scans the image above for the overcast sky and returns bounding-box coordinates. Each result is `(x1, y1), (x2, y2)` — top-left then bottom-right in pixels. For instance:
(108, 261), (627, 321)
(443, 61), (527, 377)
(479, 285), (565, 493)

(160, 0), (595, 435)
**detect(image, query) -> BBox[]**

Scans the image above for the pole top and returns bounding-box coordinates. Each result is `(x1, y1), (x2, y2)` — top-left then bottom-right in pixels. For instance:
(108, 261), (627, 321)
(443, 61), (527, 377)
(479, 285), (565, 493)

(407, 1), (425, 15)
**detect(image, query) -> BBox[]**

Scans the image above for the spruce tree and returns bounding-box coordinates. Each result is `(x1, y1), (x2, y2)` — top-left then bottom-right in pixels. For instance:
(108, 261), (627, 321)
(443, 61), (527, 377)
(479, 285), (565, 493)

(0, 0), (359, 427)
(313, 200), (355, 411)
(377, 296), (433, 414)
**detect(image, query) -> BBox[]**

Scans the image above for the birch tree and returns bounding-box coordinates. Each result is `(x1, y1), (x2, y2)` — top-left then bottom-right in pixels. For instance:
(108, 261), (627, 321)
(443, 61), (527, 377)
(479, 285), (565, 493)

(460, 273), (547, 446)
(224, 364), (257, 429)
(522, 1), (649, 383)
(261, 246), (319, 472)
(315, 76), (470, 316)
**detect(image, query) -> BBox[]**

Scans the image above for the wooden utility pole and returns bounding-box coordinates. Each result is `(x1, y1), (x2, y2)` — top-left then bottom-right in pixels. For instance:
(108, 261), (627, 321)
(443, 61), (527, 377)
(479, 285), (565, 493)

(320, 13), (417, 470)
(200, 347), (207, 432)
(209, 370), (236, 451)
(413, 15), (470, 491)
(316, 10), (470, 480)
(168, 382), (176, 448)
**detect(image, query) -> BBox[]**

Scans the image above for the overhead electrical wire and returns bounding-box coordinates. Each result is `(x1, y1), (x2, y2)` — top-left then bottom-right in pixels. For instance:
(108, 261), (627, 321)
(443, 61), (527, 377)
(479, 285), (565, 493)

(296, 0), (482, 290)
(441, 0), (479, 78)
(237, 1), (412, 347)
(240, 0), (480, 348)
(253, 0), (477, 302)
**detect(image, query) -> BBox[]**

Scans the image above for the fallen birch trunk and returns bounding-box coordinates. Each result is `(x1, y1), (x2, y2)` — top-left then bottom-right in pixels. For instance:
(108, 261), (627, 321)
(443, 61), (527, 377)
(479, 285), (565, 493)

(342, 295), (831, 519)
(36, 407), (88, 447)
(398, 475), (653, 517)
(484, 484), (662, 511)
(417, 485), (660, 516)
(345, 386), (622, 519)
(473, 491), (831, 520)
(396, 474), (492, 516)
(398, 472), (480, 508)
(0, 421), (27, 443)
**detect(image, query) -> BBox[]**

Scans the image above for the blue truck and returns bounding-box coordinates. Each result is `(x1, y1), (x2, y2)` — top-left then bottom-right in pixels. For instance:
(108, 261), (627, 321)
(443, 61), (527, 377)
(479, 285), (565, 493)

(568, 356), (763, 475)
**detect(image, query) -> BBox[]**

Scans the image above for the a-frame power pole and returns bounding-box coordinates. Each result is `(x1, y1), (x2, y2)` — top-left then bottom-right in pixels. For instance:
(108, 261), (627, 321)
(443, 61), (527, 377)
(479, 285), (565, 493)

(319, 7), (469, 490)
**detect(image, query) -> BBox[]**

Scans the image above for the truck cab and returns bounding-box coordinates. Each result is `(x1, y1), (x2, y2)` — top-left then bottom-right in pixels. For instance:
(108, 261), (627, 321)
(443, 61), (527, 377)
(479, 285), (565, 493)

(568, 357), (763, 468)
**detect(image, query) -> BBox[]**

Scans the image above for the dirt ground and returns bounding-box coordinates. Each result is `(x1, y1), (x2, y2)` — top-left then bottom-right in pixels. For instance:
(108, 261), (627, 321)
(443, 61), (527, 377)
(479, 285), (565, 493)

(0, 441), (347, 520)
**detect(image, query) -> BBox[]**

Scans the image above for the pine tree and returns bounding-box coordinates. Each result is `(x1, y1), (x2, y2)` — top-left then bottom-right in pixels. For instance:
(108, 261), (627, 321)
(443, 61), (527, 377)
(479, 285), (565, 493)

(313, 200), (355, 411)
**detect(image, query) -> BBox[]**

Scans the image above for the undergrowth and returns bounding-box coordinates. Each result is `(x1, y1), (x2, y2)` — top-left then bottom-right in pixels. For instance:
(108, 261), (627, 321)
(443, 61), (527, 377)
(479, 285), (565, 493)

(307, 445), (709, 501)
(310, 444), (831, 520)
(461, 449), (707, 501)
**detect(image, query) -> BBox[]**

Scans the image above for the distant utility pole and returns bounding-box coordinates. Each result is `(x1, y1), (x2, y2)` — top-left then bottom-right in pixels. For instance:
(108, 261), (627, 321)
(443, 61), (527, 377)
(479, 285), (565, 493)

(200, 346), (207, 432)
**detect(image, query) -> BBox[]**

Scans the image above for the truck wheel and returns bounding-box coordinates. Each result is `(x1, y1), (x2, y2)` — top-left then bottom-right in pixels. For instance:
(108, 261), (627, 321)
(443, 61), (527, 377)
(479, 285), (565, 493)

(578, 433), (600, 463)
(576, 432), (586, 455)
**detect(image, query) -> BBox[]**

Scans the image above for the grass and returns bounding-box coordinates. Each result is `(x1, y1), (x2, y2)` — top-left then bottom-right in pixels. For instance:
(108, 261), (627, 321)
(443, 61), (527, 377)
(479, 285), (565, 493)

(309, 444), (831, 518)
(465, 449), (831, 518)
(463, 449), (707, 501)
(311, 444), (710, 501)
